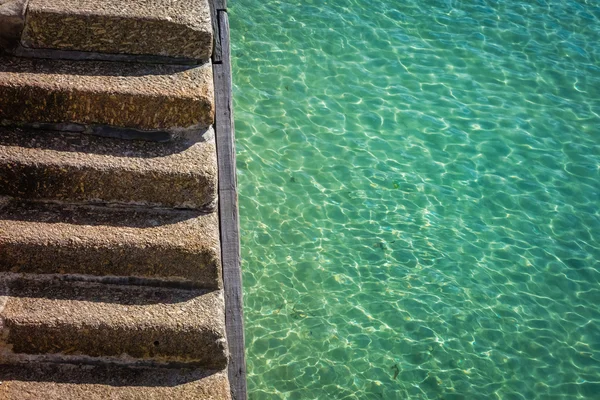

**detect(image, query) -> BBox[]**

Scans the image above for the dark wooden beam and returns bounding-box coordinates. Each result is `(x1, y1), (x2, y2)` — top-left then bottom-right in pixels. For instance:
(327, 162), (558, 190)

(209, 0), (222, 64)
(212, 5), (247, 400)
(214, 0), (227, 11)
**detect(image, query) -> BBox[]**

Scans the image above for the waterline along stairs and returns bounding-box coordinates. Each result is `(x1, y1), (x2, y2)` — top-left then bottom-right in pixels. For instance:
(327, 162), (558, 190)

(0, 0), (242, 398)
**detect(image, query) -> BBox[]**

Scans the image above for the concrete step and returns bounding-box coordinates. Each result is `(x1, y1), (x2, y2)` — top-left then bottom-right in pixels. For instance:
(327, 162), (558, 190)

(0, 128), (217, 210)
(0, 275), (227, 368)
(0, 56), (214, 134)
(0, 363), (231, 400)
(0, 197), (222, 289)
(1, 0), (212, 61)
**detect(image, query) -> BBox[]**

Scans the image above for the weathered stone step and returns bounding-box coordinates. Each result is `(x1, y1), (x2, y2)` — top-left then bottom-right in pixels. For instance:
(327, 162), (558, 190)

(0, 275), (227, 368)
(0, 56), (214, 134)
(0, 197), (222, 289)
(0, 363), (231, 400)
(0, 0), (213, 61)
(0, 128), (217, 210)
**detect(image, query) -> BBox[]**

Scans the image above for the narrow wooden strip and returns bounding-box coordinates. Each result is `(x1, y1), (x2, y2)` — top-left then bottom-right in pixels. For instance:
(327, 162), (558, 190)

(213, 9), (247, 400)
(214, 0), (228, 11)
(219, 188), (245, 399)
(209, 0), (222, 63)
(214, 12), (236, 192)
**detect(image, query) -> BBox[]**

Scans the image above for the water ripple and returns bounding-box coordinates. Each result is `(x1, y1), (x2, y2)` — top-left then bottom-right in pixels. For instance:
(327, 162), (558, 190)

(232, 0), (600, 398)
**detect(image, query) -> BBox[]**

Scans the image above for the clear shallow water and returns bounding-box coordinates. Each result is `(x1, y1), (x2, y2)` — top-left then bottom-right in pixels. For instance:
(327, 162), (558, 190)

(230, 0), (600, 398)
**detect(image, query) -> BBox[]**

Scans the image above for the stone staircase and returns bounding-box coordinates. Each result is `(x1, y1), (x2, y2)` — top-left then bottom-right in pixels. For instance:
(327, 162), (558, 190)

(0, 0), (234, 398)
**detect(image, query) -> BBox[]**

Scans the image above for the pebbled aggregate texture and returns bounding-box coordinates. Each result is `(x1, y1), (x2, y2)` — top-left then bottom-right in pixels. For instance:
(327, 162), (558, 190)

(0, 276), (227, 368)
(0, 127), (218, 210)
(21, 0), (213, 60)
(231, 0), (600, 399)
(0, 363), (231, 400)
(0, 56), (214, 132)
(0, 197), (222, 288)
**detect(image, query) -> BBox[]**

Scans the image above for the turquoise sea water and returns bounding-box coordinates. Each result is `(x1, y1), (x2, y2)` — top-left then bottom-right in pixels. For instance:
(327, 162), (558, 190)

(230, 0), (600, 398)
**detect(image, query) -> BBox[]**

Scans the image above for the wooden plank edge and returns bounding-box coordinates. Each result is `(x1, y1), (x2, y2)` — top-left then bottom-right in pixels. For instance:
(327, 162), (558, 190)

(214, 0), (228, 11)
(212, 8), (247, 400)
(209, 0), (223, 63)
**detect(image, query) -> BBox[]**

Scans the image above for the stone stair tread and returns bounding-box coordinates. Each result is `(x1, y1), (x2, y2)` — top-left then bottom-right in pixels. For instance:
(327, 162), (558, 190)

(0, 363), (230, 399)
(0, 197), (222, 288)
(0, 56), (214, 133)
(0, 127), (217, 210)
(20, 0), (212, 60)
(0, 275), (227, 368)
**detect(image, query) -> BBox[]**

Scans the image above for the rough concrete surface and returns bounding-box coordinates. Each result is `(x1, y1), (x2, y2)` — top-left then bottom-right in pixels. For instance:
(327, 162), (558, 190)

(0, 56), (214, 132)
(22, 0), (213, 60)
(0, 0), (27, 52)
(0, 127), (218, 210)
(0, 197), (222, 288)
(0, 363), (231, 400)
(0, 275), (228, 368)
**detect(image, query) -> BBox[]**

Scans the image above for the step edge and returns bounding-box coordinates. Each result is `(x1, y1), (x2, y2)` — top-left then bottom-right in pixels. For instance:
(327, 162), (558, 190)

(14, 44), (205, 65)
(0, 350), (228, 370)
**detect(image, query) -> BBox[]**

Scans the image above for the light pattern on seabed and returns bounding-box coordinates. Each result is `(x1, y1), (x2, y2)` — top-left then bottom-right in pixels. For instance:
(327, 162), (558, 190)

(231, 0), (600, 398)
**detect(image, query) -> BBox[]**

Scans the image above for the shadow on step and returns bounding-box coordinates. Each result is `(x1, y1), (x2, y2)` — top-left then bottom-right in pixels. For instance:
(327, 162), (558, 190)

(0, 197), (211, 228)
(0, 362), (220, 387)
(0, 275), (213, 305)
(0, 126), (212, 155)
(0, 56), (201, 77)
